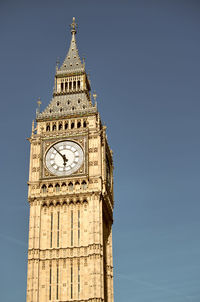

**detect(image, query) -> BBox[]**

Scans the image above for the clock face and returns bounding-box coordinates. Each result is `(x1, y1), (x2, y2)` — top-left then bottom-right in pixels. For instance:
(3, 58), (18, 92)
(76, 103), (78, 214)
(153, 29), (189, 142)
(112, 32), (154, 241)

(45, 140), (84, 176)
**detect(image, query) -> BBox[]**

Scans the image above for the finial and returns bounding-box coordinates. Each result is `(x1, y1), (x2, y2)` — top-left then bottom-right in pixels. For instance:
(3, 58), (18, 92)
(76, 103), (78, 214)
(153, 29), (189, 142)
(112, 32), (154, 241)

(56, 57), (60, 70)
(93, 91), (97, 102)
(36, 97), (42, 114)
(70, 17), (78, 34)
(93, 91), (98, 107)
(37, 97), (42, 107)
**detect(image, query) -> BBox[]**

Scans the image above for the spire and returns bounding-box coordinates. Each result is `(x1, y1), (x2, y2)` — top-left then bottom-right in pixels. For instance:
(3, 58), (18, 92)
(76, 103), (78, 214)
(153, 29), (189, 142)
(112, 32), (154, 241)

(57, 17), (84, 75)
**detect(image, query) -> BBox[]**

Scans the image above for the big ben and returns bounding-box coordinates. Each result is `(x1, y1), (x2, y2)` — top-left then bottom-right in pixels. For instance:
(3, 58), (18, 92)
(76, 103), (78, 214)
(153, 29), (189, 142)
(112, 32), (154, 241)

(26, 18), (114, 302)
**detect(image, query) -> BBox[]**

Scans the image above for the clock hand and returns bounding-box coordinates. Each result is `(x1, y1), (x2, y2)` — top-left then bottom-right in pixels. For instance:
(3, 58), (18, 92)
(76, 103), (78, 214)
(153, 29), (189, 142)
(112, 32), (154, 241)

(62, 154), (68, 166)
(53, 146), (68, 166)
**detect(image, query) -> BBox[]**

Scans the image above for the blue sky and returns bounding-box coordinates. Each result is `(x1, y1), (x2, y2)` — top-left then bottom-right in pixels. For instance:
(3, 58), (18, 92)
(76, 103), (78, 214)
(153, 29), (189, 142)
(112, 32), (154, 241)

(0, 0), (200, 301)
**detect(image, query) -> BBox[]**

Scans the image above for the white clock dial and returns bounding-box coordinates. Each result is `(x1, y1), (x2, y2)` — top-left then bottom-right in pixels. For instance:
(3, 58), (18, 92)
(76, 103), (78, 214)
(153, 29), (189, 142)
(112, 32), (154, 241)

(45, 140), (84, 176)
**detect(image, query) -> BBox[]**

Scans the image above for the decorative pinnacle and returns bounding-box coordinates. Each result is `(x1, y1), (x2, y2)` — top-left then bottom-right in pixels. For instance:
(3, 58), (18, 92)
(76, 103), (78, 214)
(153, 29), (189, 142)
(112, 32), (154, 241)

(56, 57), (60, 67)
(71, 17), (77, 34)
(93, 91), (97, 102)
(36, 97), (42, 114)
(37, 97), (42, 107)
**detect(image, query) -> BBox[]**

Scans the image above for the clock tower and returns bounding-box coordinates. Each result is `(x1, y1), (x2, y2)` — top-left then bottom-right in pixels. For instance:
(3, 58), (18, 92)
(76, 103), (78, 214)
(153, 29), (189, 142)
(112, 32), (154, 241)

(26, 18), (114, 302)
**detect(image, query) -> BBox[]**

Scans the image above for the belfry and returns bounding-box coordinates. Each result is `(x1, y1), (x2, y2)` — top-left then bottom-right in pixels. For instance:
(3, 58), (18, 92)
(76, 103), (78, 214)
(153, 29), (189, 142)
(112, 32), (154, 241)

(26, 18), (114, 302)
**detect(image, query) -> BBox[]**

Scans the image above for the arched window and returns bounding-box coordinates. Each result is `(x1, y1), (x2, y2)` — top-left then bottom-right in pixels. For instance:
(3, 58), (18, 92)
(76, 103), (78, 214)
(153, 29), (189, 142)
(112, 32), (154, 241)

(71, 122), (74, 129)
(59, 123), (62, 130)
(65, 82), (68, 90)
(73, 81), (76, 89)
(81, 181), (87, 190)
(52, 124), (56, 131)
(61, 182), (66, 187)
(61, 83), (63, 92)
(55, 183), (60, 192)
(77, 81), (80, 89)
(65, 123), (68, 130)
(48, 184), (53, 188)
(69, 82), (72, 90)
(75, 181), (80, 190)
(68, 182), (73, 192)
(77, 121), (81, 128)
(41, 184), (47, 193)
(46, 125), (50, 131)
(83, 121), (87, 128)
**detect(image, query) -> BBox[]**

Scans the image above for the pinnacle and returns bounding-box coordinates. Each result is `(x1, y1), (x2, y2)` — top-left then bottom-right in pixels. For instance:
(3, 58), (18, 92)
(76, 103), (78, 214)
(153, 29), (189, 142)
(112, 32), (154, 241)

(57, 18), (84, 75)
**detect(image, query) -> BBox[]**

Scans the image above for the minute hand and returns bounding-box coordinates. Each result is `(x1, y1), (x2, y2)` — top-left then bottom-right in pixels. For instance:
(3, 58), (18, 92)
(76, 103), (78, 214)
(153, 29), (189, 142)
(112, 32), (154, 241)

(53, 146), (64, 158)
(53, 146), (67, 165)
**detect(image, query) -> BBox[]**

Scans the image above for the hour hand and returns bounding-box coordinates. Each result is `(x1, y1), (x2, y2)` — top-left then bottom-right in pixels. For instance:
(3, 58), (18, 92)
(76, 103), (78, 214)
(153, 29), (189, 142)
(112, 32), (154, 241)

(62, 154), (68, 166)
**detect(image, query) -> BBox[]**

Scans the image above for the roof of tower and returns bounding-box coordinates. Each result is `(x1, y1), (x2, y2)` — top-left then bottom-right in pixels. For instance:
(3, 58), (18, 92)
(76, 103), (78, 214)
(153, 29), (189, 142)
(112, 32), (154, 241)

(36, 18), (97, 121)
(36, 92), (97, 120)
(56, 17), (84, 75)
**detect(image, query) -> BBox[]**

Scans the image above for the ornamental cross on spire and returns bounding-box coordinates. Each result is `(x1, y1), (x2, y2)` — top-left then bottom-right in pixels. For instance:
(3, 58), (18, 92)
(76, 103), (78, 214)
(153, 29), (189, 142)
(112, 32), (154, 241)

(71, 17), (78, 34)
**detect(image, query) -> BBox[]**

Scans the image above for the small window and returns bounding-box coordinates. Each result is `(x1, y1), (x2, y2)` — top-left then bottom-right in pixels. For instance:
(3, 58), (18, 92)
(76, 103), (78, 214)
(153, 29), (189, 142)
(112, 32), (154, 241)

(65, 82), (68, 90)
(83, 121), (87, 128)
(52, 124), (56, 131)
(46, 125), (50, 131)
(59, 123), (62, 130)
(83, 105), (86, 109)
(77, 121), (81, 128)
(71, 122), (74, 129)
(77, 81), (80, 89)
(67, 100), (70, 105)
(61, 83), (63, 91)
(65, 123), (68, 130)
(78, 99), (81, 104)
(73, 81), (76, 89)
(81, 181), (87, 190)
(57, 102), (60, 106)
(55, 183), (60, 192)
(72, 106), (75, 110)
(68, 182), (73, 192)
(69, 82), (72, 90)
(42, 184), (47, 193)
